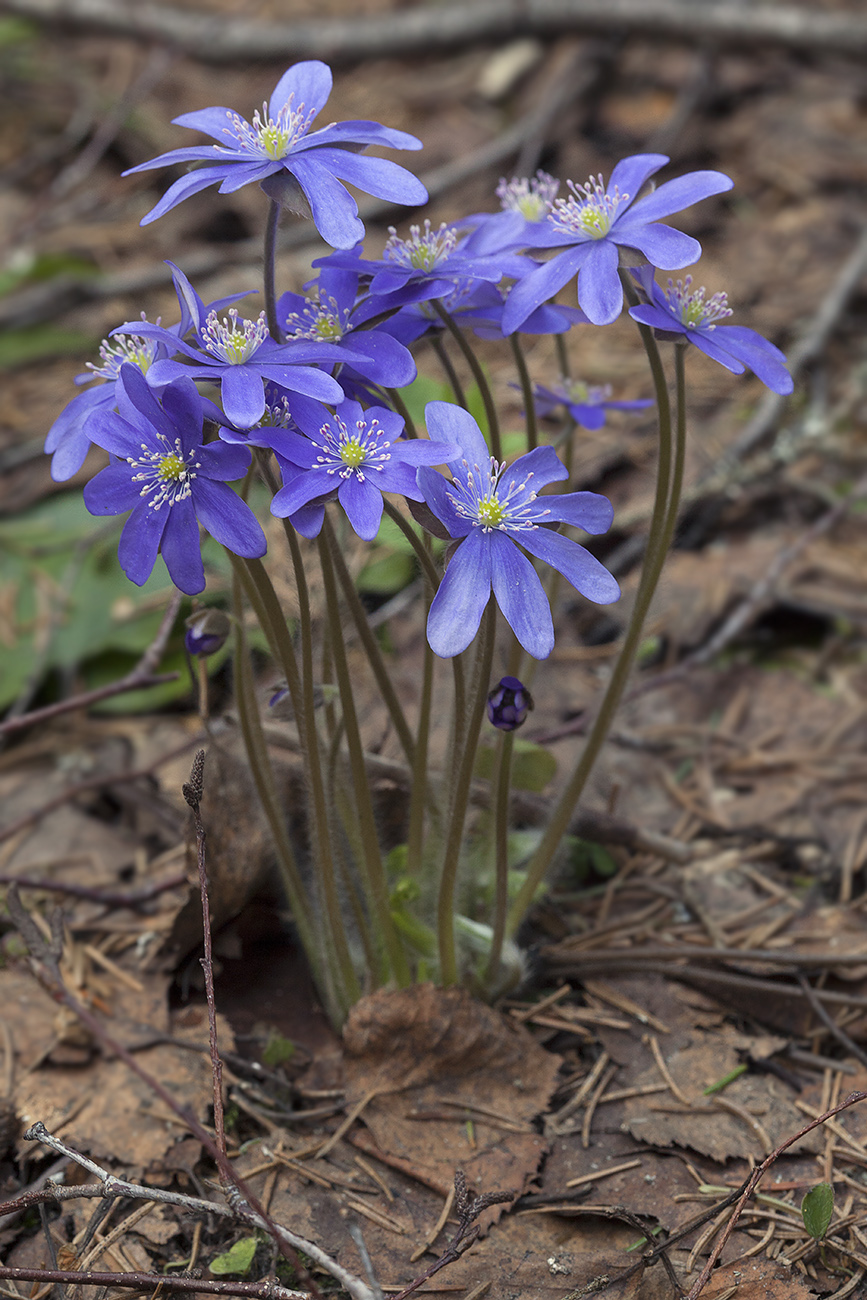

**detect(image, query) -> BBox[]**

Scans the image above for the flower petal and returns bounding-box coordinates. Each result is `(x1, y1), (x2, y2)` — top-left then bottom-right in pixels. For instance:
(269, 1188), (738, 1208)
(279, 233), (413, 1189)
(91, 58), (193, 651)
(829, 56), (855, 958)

(541, 490), (614, 535)
(625, 170), (733, 224)
(302, 148), (428, 206)
(576, 241), (623, 325)
(426, 529), (492, 658)
(285, 153), (365, 248)
(269, 61), (332, 123)
(83, 462), (139, 515)
(338, 473), (383, 540)
(192, 478), (267, 558)
(424, 401), (490, 468)
(501, 246), (589, 335)
(118, 503), (164, 587)
(160, 497), (205, 593)
(519, 527), (620, 604)
(489, 531), (554, 659)
(417, 465), (470, 538)
(219, 367), (267, 427)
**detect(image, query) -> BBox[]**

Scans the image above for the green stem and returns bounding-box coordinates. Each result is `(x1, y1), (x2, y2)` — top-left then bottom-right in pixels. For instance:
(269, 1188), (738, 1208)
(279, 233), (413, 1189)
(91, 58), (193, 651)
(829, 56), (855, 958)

(263, 200), (283, 343)
(434, 303), (502, 461)
(430, 334), (467, 408)
(505, 300), (677, 937)
(509, 334), (538, 452)
(382, 499), (442, 591)
(319, 522), (412, 987)
(384, 386), (418, 439)
(231, 555), (359, 1011)
(327, 527), (416, 768)
(555, 331), (571, 380)
(484, 729), (514, 988)
(437, 601), (496, 986)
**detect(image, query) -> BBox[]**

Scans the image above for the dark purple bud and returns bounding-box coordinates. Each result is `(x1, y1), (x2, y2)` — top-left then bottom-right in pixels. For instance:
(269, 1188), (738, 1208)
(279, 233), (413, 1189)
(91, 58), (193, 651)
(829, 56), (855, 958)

(487, 676), (533, 731)
(184, 608), (230, 657)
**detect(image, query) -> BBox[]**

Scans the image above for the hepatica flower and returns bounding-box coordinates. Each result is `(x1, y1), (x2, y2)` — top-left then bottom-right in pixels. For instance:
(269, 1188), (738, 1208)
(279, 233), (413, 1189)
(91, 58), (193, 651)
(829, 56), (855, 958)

(528, 378), (652, 429)
(124, 60), (428, 249)
(502, 153), (733, 331)
(118, 264), (345, 428)
(418, 403), (620, 659)
(629, 272), (794, 394)
(270, 397), (457, 541)
(83, 365), (266, 594)
(44, 325), (166, 481)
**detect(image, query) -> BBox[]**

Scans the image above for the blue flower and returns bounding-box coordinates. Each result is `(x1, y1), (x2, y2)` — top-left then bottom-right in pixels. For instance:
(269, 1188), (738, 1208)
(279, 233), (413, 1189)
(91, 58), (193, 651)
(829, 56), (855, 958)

(270, 397), (458, 541)
(83, 365), (266, 594)
(526, 378), (653, 430)
(502, 154), (733, 330)
(458, 171), (561, 256)
(114, 264), (345, 428)
(628, 271), (794, 394)
(322, 219), (529, 303)
(44, 326), (167, 482)
(123, 61), (428, 249)
(278, 262), (417, 391)
(417, 403), (620, 659)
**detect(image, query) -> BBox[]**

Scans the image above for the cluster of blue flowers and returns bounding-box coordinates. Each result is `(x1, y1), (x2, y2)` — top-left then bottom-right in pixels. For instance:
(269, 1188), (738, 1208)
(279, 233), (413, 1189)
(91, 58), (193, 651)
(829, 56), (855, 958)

(47, 60), (794, 660)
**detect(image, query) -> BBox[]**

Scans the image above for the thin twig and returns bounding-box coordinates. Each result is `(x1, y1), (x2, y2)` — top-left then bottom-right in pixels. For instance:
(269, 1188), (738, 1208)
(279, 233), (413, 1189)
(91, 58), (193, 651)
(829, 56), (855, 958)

(5, 894), (374, 1300)
(686, 1091), (867, 1299)
(0, 1266), (306, 1300)
(5, 0), (867, 63)
(0, 870), (186, 907)
(182, 749), (228, 1166)
(796, 973), (867, 1073)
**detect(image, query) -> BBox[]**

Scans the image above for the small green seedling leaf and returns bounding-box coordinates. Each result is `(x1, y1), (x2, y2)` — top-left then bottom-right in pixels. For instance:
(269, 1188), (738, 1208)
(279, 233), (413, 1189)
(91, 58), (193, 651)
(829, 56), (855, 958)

(801, 1182), (834, 1240)
(209, 1237), (258, 1275)
(261, 1031), (296, 1068)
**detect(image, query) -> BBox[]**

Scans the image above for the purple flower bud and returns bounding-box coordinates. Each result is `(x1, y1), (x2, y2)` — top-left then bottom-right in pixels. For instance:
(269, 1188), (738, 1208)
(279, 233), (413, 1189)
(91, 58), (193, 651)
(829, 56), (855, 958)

(487, 676), (534, 731)
(184, 609), (230, 657)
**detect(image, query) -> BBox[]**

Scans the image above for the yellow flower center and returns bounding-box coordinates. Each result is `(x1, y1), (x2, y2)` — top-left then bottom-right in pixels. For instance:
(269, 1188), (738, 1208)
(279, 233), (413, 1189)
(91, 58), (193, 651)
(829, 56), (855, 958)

(158, 453), (186, 481)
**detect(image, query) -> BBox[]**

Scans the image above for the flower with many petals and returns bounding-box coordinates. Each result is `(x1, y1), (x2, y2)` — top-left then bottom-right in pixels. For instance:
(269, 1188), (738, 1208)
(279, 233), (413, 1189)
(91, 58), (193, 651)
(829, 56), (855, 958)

(527, 377), (652, 429)
(502, 154), (733, 330)
(417, 403), (620, 659)
(83, 365), (266, 594)
(124, 61), (428, 249)
(628, 269), (794, 394)
(114, 263), (346, 428)
(270, 397), (457, 540)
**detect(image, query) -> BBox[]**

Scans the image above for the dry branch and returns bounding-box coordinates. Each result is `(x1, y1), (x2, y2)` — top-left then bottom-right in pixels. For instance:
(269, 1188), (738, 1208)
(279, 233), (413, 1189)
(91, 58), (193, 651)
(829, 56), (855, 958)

(3, 0), (867, 64)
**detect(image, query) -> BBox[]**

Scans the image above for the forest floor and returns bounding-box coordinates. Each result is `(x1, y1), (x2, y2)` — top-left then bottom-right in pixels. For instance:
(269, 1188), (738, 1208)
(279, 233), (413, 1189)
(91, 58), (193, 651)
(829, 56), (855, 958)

(2, 3), (867, 1298)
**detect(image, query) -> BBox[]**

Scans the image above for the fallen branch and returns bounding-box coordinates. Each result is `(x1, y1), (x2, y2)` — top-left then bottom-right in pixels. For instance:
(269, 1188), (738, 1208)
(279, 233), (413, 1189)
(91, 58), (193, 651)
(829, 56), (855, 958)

(4, 0), (867, 64)
(0, 1265), (306, 1300)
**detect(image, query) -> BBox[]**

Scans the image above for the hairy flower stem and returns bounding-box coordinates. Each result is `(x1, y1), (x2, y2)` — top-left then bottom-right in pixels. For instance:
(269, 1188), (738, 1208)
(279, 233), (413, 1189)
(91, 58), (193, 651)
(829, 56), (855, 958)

(228, 570), (341, 1018)
(263, 200), (283, 343)
(384, 386), (418, 439)
(484, 729), (514, 988)
(509, 334), (538, 451)
(231, 556), (358, 1017)
(320, 521), (412, 987)
(382, 499), (442, 591)
(326, 530), (416, 767)
(505, 291), (678, 938)
(435, 303), (502, 462)
(437, 600), (496, 986)
(405, 595), (436, 878)
(430, 334), (467, 409)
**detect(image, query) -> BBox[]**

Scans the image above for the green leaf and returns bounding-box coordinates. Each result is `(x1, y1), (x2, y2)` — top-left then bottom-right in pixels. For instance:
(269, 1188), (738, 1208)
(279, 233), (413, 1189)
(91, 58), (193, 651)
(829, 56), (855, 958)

(209, 1237), (258, 1276)
(0, 326), (97, 368)
(261, 1031), (296, 1068)
(474, 739), (557, 793)
(801, 1183), (834, 1240)
(398, 372), (453, 426)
